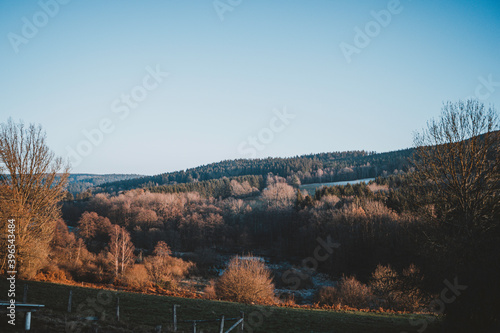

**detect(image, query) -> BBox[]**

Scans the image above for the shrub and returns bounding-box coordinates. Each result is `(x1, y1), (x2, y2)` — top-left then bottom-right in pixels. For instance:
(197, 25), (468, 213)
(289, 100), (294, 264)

(35, 264), (72, 283)
(166, 256), (193, 279)
(399, 264), (425, 311)
(203, 279), (217, 299)
(370, 264), (425, 311)
(316, 276), (373, 309)
(316, 286), (338, 305)
(122, 264), (150, 288)
(371, 265), (399, 295)
(336, 276), (373, 309)
(144, 241), (194, 289)
(370, 264), (401, 309)
(215, 255), (276, 304)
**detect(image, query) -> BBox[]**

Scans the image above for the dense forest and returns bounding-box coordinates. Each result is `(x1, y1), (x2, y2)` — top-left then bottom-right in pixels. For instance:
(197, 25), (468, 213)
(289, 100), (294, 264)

(93, 149), (413, 195)
(62, 176), (412, 276)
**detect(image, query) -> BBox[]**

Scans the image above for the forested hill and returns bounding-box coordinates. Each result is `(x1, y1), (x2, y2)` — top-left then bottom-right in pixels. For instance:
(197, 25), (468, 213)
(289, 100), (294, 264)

(96, 149), (414, 194)
(65, 174), (143, 194)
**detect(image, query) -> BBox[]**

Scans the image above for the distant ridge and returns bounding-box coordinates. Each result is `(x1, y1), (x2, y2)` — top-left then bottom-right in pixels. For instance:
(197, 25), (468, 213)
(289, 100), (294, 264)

(96, 148), (414, 193)
(65, 173), (144, 194)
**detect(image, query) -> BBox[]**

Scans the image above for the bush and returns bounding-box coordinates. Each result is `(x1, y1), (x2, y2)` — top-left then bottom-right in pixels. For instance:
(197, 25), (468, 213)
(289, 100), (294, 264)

(336, 276), (373, 309)
(399, 264), (426, 311)
(370, 264), (425, 311)
(370, 264), (400, 306)
(35, 264), (72, 283)
(166, 256), (194, 279)
(122, 264), (150, 288)
(316, 286), (338, 305)
(316, 276), (373, 309)
(203, 279), (217, 299)
(215, 255), (276, 304)
(144, 242), (194, 289)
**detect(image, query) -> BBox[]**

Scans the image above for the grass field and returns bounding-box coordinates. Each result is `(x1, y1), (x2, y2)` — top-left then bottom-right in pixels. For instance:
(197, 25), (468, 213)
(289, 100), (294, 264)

(0, 279), (442, 333)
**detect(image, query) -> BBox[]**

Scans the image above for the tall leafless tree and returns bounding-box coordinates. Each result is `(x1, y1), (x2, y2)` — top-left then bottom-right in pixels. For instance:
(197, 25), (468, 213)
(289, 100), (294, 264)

(0, 119), (69, 277)
(107, 224), (135, 278)
(412, 100), (500, 331)
(412, 100), (499, 238)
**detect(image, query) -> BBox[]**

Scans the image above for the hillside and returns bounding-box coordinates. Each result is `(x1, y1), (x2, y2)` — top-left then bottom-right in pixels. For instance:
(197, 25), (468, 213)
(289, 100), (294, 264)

(96, 149), (413, 194)
(65, 173), (144, 194)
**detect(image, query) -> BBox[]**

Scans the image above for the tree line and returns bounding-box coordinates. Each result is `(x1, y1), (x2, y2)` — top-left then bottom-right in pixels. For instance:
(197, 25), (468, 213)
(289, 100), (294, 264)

(96, 149), (412, 193)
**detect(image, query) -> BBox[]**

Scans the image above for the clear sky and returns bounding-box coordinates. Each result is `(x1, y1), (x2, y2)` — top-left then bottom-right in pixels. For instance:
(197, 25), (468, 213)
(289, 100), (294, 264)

(1, 0), (499, 175)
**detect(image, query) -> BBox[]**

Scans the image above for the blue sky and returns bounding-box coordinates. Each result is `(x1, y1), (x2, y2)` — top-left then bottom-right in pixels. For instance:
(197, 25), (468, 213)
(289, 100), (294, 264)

(1, 0), (499, 175)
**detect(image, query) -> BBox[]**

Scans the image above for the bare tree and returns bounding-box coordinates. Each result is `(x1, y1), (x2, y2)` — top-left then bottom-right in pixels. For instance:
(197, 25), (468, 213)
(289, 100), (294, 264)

(412, 100), (499, 237)
(144, 241), (171, 285)
(77, 211), (112, 241)
(0, 119), (69, 277)
(411, 100), (500, 331)
(262, 182), (296, 210)
(153, 241), (171, 258)
(230, 180), (258, 197)
(144, 241), (192, 287)
(107, 224), (135, 278)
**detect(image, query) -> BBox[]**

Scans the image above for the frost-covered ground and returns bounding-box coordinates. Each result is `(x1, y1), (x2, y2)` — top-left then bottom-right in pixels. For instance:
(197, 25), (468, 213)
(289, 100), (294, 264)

(275, 271), (338, 304)
(184, 254), (338, 304)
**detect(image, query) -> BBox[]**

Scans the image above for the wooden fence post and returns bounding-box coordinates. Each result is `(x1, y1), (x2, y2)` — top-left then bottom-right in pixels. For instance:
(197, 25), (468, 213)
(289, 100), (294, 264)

(25, 311), (32, 331)
(219, 315), (225, 333)
(67, 290), (73, 313)
(173, 304), (179, 332)
(239, 312), (244, 332)
(23, 284), (28, 303)
(116, 296), (120, 321)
